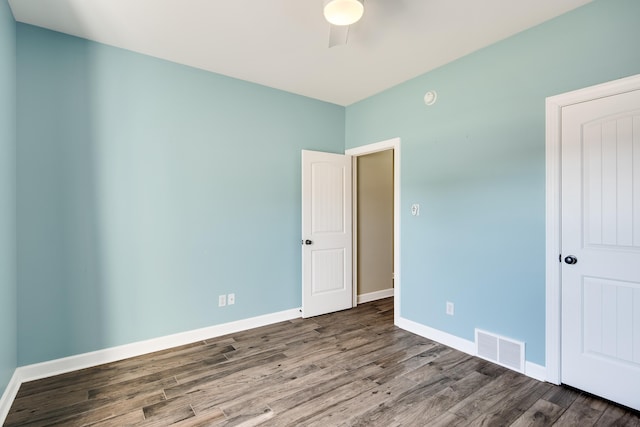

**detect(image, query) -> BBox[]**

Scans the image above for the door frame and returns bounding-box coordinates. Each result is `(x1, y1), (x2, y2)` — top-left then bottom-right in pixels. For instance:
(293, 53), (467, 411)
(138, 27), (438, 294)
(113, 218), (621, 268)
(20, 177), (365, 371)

(346, 137), (401, 324)
(545, 73), (640, 384)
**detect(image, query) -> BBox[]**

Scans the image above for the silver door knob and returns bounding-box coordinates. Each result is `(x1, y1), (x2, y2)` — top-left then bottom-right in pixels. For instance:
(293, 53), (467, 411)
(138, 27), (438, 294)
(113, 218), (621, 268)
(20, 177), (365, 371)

(564, 255), (577, 265)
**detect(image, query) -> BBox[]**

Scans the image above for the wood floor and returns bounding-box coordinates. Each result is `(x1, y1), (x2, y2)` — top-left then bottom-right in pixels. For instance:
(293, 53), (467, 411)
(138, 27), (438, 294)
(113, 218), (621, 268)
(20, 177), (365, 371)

(5, 298), (640, 426)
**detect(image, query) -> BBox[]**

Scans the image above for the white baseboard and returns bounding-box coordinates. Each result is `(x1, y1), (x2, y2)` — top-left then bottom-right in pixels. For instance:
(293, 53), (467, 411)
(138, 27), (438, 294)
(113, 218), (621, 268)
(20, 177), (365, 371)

(0, 370), (21, 425)
(357, 288), (394, 304)
(396, 316), (476, 355)
(395, 316), (547, 382)
(524, 361), (547, 382)
(17, 307), (301, 384)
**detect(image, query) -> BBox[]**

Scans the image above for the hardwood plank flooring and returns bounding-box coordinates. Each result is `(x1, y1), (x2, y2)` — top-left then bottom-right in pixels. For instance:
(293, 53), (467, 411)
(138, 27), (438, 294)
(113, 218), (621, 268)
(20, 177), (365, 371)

(5, 298), (640, 426)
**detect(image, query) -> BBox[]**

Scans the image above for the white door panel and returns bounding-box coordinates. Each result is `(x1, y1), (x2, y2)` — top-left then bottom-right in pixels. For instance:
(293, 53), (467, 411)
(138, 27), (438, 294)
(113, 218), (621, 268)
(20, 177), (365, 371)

(302, 150), (352, 318)
(561, 89), (640, 411)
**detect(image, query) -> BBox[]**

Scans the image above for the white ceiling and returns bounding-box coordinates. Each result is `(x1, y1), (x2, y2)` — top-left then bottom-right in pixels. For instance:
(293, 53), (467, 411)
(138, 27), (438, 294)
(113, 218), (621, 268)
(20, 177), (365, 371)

(8, 0), (592, 106)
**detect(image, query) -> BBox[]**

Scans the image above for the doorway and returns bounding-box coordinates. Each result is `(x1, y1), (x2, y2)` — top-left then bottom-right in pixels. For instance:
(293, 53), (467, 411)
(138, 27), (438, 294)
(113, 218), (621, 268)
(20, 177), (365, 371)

(345, 138), (400, 320)
(354, 150), (394, 304)
(301, 138), (400, 320)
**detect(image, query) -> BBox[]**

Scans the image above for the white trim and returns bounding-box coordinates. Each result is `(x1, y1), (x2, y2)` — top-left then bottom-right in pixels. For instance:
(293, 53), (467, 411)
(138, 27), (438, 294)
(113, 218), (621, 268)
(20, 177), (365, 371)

(357, 288), (394, 304)
(545, 73), (640, 385)
(397, 316), (547, 382)
(544, 90), (562, 384)
(16, 308), (301, 383)
(351, 156), (359, 308)
(346, 138), (399, 157)
(396, 316), (475, 355)
(0, 371), (21, 425)
(525, 361), (547, 382)
(346, 137), (401, 324)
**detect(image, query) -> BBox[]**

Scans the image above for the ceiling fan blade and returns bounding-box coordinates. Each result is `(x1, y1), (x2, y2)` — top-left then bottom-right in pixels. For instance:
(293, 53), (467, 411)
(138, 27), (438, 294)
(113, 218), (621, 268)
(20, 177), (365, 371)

(328, 24), (349, 48)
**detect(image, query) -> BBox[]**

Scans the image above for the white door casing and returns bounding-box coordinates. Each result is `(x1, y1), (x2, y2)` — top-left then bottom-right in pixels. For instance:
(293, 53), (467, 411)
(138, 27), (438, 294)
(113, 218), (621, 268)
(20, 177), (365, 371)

(346, 137), (401, 324)
(301, 150), (353, 318)
(546, 74), (640, 410)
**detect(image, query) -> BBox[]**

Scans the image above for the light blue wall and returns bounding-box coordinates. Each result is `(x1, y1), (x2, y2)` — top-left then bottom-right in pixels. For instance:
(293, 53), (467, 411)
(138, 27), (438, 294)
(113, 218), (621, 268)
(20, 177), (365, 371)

(0, 0), (16, 396)
(346, 0), (640, 365)
(16, 24), (345, 365)
(12, 0), (640, 370)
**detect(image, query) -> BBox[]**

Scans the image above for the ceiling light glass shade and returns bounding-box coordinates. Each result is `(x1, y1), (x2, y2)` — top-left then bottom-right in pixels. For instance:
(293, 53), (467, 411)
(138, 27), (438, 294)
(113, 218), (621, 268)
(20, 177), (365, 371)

(324, 0), (364, 26)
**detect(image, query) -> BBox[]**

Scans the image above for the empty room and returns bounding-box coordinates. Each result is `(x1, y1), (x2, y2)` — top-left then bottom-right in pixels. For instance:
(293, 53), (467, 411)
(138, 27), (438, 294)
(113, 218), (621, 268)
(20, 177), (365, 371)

(1, 0), (640, 425)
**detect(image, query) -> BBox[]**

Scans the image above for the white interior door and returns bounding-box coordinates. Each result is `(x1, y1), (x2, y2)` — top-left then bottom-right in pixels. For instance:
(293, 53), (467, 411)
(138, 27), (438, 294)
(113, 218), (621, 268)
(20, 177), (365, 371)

(561, 89), (640, 411)
(301, 150), (353, 318)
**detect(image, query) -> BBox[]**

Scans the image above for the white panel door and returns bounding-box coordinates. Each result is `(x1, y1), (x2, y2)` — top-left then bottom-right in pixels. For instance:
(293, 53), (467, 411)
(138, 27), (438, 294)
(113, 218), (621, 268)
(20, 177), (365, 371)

(561, 89), (640, 410)
(302, 150), (353, 318)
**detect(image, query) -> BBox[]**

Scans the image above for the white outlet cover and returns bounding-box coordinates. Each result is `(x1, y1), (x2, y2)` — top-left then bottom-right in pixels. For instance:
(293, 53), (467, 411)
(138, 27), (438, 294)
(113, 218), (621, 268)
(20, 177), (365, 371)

(228, 293), (235, 305)
(411, 204), (420, 216)
(218, 295), (226, 307)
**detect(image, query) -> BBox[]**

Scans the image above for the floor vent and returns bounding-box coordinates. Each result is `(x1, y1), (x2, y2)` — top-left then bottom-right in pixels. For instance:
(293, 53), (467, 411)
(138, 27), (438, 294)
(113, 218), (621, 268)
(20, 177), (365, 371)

(475, 329), (525, 373)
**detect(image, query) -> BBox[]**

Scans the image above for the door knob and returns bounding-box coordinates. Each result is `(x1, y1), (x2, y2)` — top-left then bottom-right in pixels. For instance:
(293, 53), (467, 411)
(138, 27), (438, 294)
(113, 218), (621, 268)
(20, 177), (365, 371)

(564, 255), (578, 265)
(302, 239), (313, 245)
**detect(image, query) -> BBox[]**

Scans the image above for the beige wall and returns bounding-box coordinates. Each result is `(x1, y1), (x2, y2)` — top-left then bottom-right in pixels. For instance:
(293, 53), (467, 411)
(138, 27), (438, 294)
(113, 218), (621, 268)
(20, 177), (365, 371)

(357, 150), (393, 296)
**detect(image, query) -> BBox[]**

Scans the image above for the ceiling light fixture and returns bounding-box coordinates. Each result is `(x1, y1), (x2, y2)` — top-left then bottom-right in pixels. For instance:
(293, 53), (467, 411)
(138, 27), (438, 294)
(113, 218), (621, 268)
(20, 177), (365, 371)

(323, 0), (364, 26)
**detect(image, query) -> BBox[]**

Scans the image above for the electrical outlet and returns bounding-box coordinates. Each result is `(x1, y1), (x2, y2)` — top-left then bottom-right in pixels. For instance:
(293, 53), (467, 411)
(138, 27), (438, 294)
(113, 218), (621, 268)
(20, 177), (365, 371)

(446, 301), (454, 316)
(411, 203), (420, 216)
(228, 293), (235, 305)
(218, 295), (226, 307)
